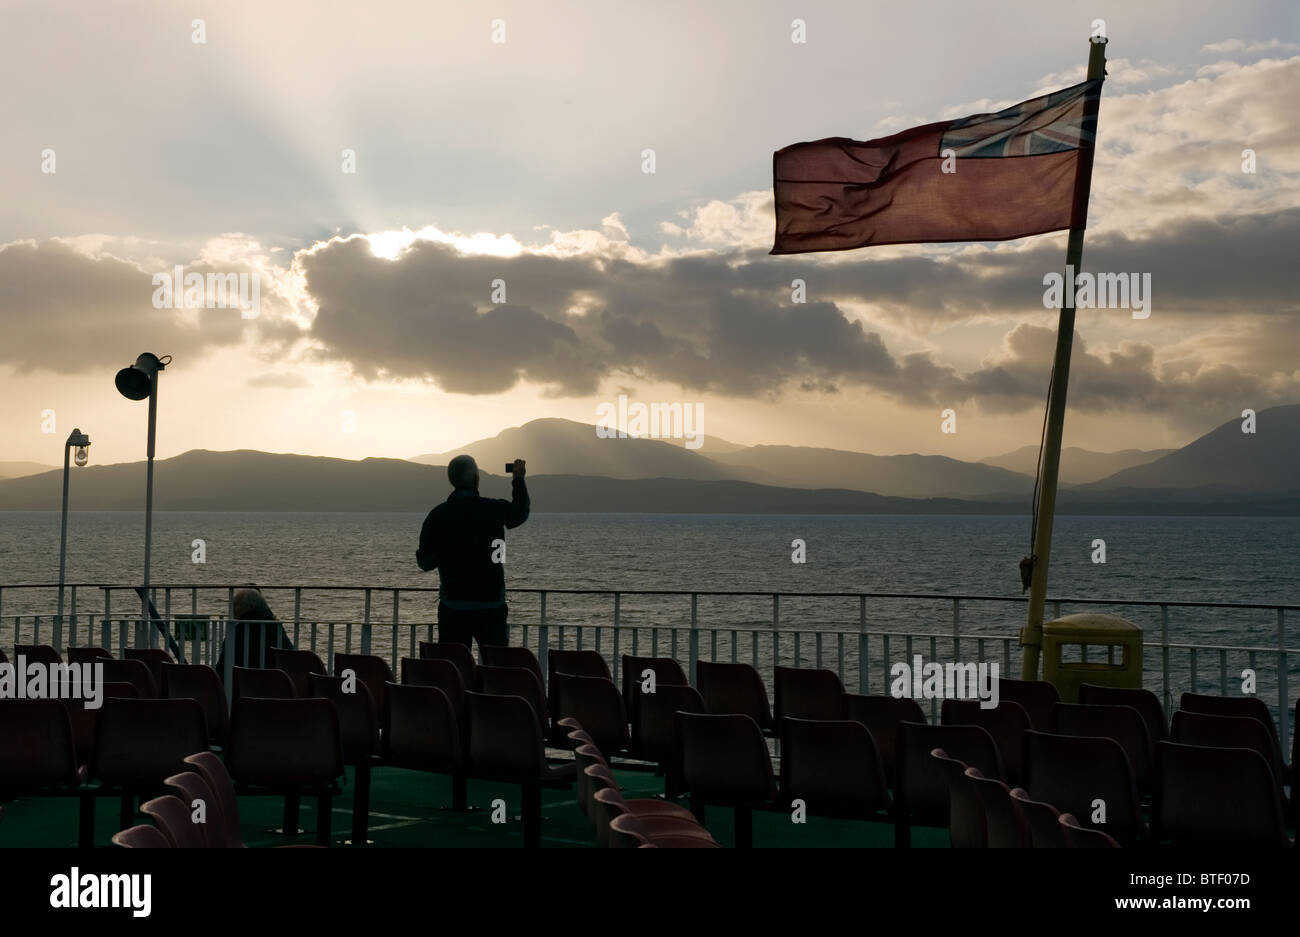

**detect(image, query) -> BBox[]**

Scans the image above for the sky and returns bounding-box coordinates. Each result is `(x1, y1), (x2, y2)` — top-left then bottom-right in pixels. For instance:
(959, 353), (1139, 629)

(1, 0), (1297, 468)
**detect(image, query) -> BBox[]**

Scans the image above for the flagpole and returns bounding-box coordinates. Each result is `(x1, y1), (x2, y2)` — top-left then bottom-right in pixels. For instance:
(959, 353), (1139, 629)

(1020, 36), (1107, 680)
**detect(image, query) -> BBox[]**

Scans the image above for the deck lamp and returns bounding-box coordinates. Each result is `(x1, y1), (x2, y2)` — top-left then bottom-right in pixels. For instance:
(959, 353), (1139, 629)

(56, 428), (91, 645)
(115, 353), (171, 626)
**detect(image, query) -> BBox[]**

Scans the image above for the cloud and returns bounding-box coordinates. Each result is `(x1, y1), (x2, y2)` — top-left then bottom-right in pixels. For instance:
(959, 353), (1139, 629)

(1201, 39), (1300, 55)
(248, 373), (311, 388)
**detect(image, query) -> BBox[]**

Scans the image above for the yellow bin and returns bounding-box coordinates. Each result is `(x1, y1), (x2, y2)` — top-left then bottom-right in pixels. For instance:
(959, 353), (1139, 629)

(1043, 613), (1142, 703)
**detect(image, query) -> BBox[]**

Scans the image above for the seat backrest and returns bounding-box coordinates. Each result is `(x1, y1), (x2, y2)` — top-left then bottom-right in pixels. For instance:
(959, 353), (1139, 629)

(91, 698), (208, 788)
(1179, 692), (1277, 740)
(62, 683), (140, 769)
(226, 697), (344, 788)
(164, 771), (223, 848)
(124, 648), (172, 693)
(774, 666), (846, 723)
(1154, 741), (1291, 847)
(781, 717), (889, 819)
(67, 646), (113, 664)
(695, 660), (772, 728)
(635, 684), (706, 794)
(1022, 730), (1142, 839)
(930, 748), (986, 848)
(161, 664), (228, 743)
(1009, 788), (1068, 847)
(994, 678), (1060, 730)
(574, 744), (606, 820)
(183, 751), (243, 847)
(100, 658), (158, 698)
(0, 699), (81, 791)
(15, 644), (61, 666)
(895, 722), (1002, 825)
(308, 674), (379, 763)
(268, 648), (327, 697)
(141, 794), (208, 848)
(1052, 702), (1153, 792)
(553, 672), (628, 753)
(112, 825), (171, 848)
(417, 643), (479, 691)
(385, 682), (462, 773)
(674, 711), (777, 805)
(590, 785), (634, 847)
(1171, 710), (1286, 790)
(467, 691), (547, 782)
(400, 657), (466, 724)
(966, 767), (1030, 848)
(1079, 683), (1168, 743)
(332, 654), (395, 716)
(1059, 812), (1120, 848)
(621, 655), (688, 713)
(481, 645), (545, 693)
(843, 694), (926, 787)
(479, 665), (548, 735)
(607, 812), (653, 848)
(940, 699), (1032, 785)
(548, 649), (611, 682)
(231, 666), (294, 703)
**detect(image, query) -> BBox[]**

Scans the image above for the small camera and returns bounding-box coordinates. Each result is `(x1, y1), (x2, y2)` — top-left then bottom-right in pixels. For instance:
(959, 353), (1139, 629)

(505, 462), (515, 474)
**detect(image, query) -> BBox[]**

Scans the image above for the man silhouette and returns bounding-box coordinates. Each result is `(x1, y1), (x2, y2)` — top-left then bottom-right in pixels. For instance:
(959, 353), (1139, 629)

(416, 455), (529, 650)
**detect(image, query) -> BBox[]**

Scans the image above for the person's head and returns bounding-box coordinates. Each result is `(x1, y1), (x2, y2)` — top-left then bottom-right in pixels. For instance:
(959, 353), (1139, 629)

(232, 587), (275, 622)
(448, 454), (479, 491)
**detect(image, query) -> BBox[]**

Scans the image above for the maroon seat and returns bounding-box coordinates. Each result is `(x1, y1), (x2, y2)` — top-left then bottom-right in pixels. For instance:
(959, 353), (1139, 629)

(1171, 710), (1289, 808)
(124, 648), (173, 694)
(183, 752), (244, 847)
(940, 699), (1032, 786)
(1023, 730), (1145, 844)
(621, 654), (688, 715)
(111, 824), (171, 848)
(582, 761), (702, 838)
(481, 645), (545, 695)
(1079, 683), (1168, 744)
(780, 717), (891, 824)
(634, 684), (706, 793)
(1060, 812), (1121, 848)
(90, 697), (208, 834)
(994, 678), (1060, 730)
(894, 722), (1002, 846)
(966, 767), (1030, 848)
(309, 674), (380, 845)
(479, 665), (548, 736)
(386, 682), (467, 811)
(225, 697), (344, 846)
(930, 749), (985, 848)
(67, 646), (113, 664)
(1154, 741), (1291, 847)
(695, 660), (773, 730)
(141, 794), (207, 848)
(589, 785), (718, 848)
(1010, 788), (1069, 848)
(231, 666), (294, 703)
(100, 658), (159, 698)
(553, 672), (629, 754)
(418, 642), (478, 691)
(268, 648), (327, 697)
(674, 711), (777, 848)
(607, 812), (721, 848)
(1179, 691), (1278, 741)
(333, 653), (395, 718)
(164, 770), (224, 848)
(161, 664), (229, 744)
(63, 681), (140, 768)
(774, 666), (846, 723)
(15, 644), (61, 665)
(466, 691), (576, 848)
(548, 648), (611, 682)
(1052, 702), (1153, 793)
(0, 699), (91, 845)
(399, 657), (467, 727)
(843, 694), (926, 788)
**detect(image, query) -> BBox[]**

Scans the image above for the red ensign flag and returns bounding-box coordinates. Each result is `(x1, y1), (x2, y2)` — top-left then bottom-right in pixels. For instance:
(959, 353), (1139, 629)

(771, 79), (1103, 254)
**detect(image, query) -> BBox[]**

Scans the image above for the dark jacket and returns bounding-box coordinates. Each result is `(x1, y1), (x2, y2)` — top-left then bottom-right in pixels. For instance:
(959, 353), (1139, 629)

(416, 479), (530, 603)
(215, 619), (293, 678)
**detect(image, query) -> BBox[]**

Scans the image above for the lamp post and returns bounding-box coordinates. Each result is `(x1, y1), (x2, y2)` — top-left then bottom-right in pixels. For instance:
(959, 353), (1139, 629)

(56, 428), (91, 647)
(115, 352), (169, 628)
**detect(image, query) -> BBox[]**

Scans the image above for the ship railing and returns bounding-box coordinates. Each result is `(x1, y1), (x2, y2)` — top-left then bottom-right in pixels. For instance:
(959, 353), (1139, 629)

(1, 583), (1294, 751)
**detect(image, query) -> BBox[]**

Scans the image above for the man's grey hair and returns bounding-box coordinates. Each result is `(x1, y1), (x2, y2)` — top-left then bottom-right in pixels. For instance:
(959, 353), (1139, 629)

(448, 454), (479, 490)
(232, 587), (277, 622)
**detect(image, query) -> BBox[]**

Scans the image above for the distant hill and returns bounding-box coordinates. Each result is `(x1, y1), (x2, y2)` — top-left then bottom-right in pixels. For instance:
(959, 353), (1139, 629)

(1085, 405), (1300, 492)
(980, 446), (1173, 486)
(0, 449), (1294, 515)
(0, 461), (56, 480)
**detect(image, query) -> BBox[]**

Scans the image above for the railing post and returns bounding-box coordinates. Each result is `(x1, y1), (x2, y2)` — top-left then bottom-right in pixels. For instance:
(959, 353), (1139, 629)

(361, 588), (373, 656)
(293, 588), (302, 649)
(952, 598), (960, 661)
(1278, 608), (1289, 758)
(537, 592), (549, 681)
(391, 590), (401, 673)
(1160, 604), (1170, 716)
(858, 595), (868, 695)
(612, 592), (621, 669)
(688, 593), (699, 687)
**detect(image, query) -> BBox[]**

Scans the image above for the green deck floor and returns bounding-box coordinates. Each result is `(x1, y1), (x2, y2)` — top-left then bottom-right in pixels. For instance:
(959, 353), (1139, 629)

(0, 758), (951, 848)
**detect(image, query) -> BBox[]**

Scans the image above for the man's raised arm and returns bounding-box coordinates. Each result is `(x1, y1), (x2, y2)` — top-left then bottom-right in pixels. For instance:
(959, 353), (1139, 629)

(504, 458), (530, 529)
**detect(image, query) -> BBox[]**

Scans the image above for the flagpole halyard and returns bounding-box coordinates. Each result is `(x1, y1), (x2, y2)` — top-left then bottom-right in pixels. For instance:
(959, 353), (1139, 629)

(1019, 36), (1108, 679)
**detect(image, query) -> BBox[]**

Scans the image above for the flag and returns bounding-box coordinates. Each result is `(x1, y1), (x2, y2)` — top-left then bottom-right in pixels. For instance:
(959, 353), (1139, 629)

(771, 78), (1102, 254)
